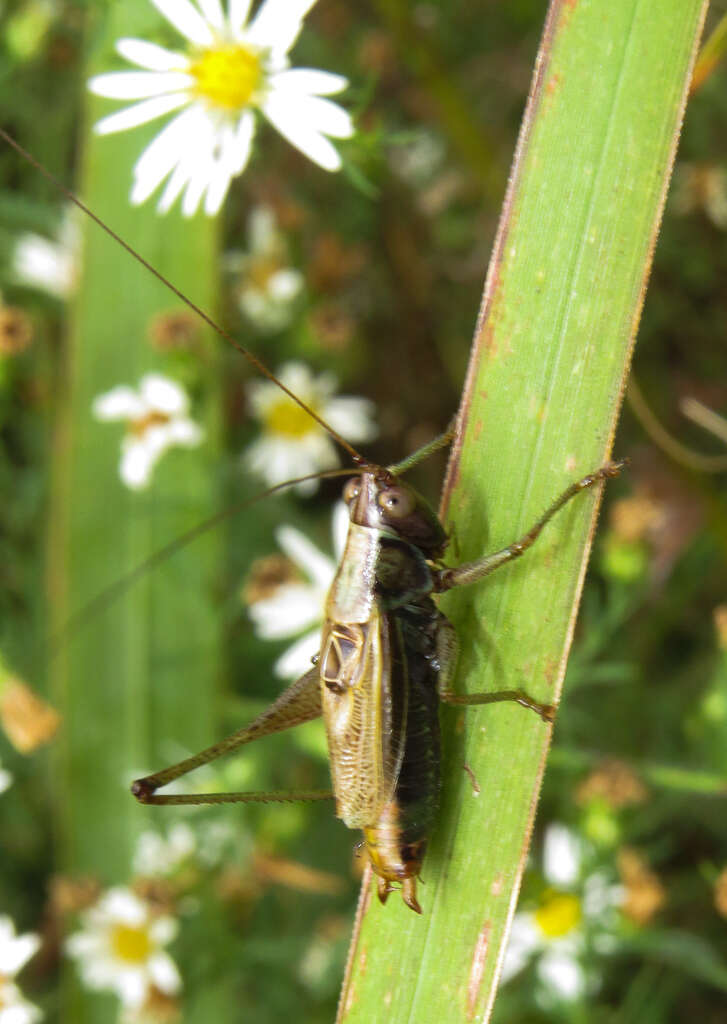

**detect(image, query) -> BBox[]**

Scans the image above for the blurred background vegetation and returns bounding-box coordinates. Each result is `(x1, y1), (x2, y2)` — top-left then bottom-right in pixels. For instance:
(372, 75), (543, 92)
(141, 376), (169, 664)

(0, 1), (726, 1022)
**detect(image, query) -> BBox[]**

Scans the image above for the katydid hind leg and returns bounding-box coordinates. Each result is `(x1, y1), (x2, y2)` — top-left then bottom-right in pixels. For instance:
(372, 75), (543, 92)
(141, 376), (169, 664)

(132, 665), (327, 805)
(434, 460), (625, 593)
(435, 615), (555, 723)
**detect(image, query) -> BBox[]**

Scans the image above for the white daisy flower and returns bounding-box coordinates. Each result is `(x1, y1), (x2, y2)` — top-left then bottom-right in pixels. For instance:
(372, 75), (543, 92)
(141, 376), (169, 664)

(226, 205), (304, 332)
(88, 0), (354, 217)
(500, 823), (625, 1004)
(0, 915), (42, 1024)
(65, 887), (181, 1012)
(245, 361), (376, 494)
(247, 501), (348, 678)
(13, 207), (80, 299)
(92, 373), (204, 490)
(133, 823), (197, 878)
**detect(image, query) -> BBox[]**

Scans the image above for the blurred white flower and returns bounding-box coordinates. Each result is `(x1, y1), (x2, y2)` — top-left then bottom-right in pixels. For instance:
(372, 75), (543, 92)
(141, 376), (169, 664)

(13, 208), (80, 299)
(0, 758), (12, 794)
(133, 823), (197, 877)
(0, 915), (42, 1024)
(226, 205), (304, 332)
(247, 502), (348, 678)
(245, 362), (376, 494)
(88, 0), (354, 217)
(500, 824), (625, 1004)
(92, 373), (203, 490)
(66, 887), (181, 1013)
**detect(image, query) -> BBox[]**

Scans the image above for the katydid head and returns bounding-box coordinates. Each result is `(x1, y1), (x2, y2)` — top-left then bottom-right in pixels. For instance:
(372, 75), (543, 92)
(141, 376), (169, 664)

(342, 470), (447, 558)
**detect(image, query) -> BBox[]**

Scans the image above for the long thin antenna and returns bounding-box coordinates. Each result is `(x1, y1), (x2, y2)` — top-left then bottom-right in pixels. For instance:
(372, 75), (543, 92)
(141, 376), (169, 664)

(47, 468), (355, 656)
(0, 127), (367, 466)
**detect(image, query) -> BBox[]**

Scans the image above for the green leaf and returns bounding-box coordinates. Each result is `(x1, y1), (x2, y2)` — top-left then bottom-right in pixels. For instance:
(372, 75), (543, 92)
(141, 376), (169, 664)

(47, 4), (224, 1021)
(337, 1), (708, 1021)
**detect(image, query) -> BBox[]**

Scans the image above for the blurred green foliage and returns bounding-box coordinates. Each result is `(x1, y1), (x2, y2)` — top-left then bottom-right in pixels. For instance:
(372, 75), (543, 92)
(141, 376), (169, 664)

(1, 1), (726, 1022)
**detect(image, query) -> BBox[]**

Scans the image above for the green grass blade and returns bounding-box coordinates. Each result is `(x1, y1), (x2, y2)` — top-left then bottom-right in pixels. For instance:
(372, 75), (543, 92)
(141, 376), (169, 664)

(337, 1), (708, 1021)
(47, 5), (224, 1020)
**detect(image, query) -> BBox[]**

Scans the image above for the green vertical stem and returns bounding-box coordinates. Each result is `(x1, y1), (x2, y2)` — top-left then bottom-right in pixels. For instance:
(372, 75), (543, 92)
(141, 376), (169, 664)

(337, 1), (708, 1021)
(48, 5), (222, 1022)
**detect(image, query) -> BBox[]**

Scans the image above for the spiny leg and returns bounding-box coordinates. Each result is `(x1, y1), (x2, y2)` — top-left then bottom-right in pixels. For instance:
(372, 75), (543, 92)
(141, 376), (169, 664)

(387, 418), (456, 476)
(132, 666), (331, 806)
(435, 615), (555, 723)
(434, 460), (625, 593)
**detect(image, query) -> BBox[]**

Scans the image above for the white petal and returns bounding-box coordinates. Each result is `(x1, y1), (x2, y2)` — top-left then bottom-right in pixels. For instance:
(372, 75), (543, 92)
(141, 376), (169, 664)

(201, 123), (243, 215)
(276, 525), (335, 588)
(148, 951), (182, 995)
(246, 206), (276, 254)
(197, 0), (226, 31)
(0, 983), (42, 1024)
(0, 766), (12, 793)
(166, 418), (204, 446)
(245, 0), (316, 55)
(277, 361), (318, 398)
(14, 234), (73, 298)
(245, 435), (326, 489)
(543, 824), (581, 887)
(140, 374), (188, 415)
(144, 424), (176, 460)
(230, 111), (255, 174)
(323, 397), (377, 441)
(203, 166), (234, 215)
(116, 38), (189, 72)
(267, 85), (353, 138)
(101, 888), (147, 926)
(120, 439), (156, 489)
(157, 158), (196, 214)
(94, 93), (190, 136)
(537, 949), (586, 1000)
(182, 159), (215, 217)
(131, 108), (200, 203)
(0, 933), (40, 976)
(261, 95), (342, 170)
(248, 583), (322, 638)
(149, 916), (178, 945)
(274, 629), (321, 679)
(92, 386), (144, 421)
(88, 70), (193, 100)
(268, 268), (303, 301)
(149, 0), (215, 46)
(500, 912), (541, 982)
(228, 0), (253, 35)
(115, 966), (148, 1009)
(271, 68), (348, 96)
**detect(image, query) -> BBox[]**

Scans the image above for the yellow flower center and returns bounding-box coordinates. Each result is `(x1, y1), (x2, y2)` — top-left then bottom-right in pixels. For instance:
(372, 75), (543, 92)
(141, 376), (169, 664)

(111, 923), (153, 964)
(190, 45), (262, 110)
(534, 890), (582, 939)
(264, 396), (319, 439)
(130, 411), (170, 437)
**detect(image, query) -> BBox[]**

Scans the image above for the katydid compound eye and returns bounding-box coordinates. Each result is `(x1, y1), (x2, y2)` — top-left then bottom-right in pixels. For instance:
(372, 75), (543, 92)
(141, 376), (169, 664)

(378, 487), (415, 517)
(343, 478), (361, 503)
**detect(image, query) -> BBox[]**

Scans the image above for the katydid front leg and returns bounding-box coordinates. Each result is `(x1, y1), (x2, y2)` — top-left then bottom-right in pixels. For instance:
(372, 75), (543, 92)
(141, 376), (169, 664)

(433, 460), (625, 722)
(132, 666), (333, 807)
(434, 461), (624, 592)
